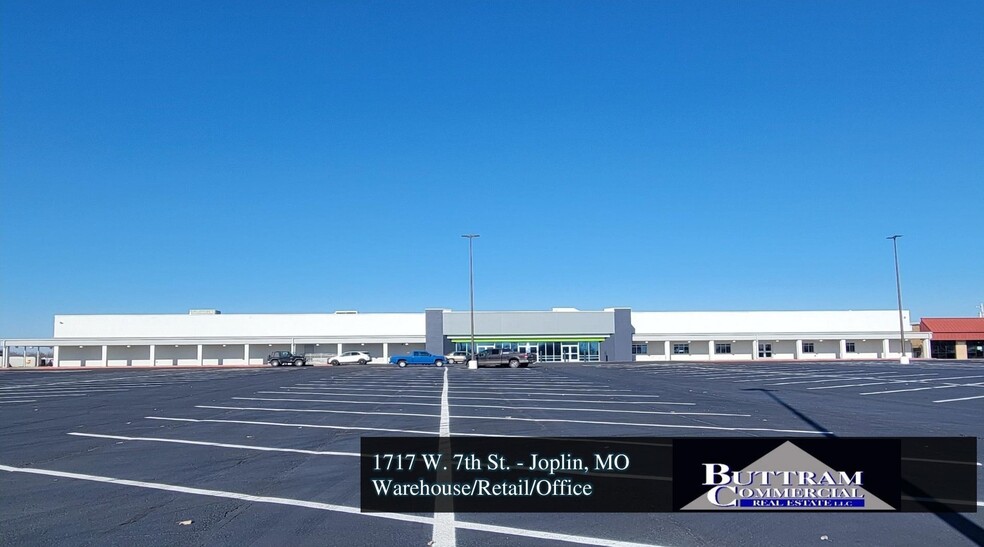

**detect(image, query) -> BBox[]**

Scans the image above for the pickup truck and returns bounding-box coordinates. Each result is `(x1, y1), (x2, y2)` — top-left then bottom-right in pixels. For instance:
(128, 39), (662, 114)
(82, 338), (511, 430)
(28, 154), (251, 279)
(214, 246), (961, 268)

(266, 351), (306, 367)
(475, 348), (535, 368)
(389, 351), (445, 368)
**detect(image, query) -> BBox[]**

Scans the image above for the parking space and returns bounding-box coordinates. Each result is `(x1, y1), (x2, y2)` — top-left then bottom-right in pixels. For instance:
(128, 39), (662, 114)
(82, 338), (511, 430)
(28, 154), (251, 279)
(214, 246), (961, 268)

(1, 362), (982, 546)
(598, 360), (984, 405)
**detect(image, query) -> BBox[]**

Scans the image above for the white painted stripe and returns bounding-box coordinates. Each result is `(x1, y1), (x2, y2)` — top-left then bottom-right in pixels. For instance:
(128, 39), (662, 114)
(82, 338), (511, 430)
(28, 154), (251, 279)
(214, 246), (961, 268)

(66, 432), (360, 456)
(0, 386), (135, 392)
(440, 369), (451, 437)
(145, 416), (440, 435)
(258, 392), (694, 405)
(449, 415), (830, 435)
(901, 457), (981, 466)
(0, 399), (36, 404)
(231, 397), (735, 417)
(285, 386), (442, 394)
(0, 464), (664, 546)
(933, 394), (984, 403)
(0, 393), (89, 399)
(432, 366), (456, 547)
(809, 381), (910, 390)
(196, 405), (441, 418)
(237, 397), (442, 407)
(765, 378), (883, 386)
(284, 386), (666, 398)
(860, 383), (984, 396)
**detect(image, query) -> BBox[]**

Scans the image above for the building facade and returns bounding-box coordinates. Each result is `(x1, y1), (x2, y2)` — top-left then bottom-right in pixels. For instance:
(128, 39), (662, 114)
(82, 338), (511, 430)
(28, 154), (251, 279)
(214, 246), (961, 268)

(1, 307), (928, 368)
(919, 318), (984, 359)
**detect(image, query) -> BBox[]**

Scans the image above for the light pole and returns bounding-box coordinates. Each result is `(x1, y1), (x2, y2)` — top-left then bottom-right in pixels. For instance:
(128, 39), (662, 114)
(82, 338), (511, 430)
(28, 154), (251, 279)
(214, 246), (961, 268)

(462, 234), (479, 369)
(887, 235), (909, 364)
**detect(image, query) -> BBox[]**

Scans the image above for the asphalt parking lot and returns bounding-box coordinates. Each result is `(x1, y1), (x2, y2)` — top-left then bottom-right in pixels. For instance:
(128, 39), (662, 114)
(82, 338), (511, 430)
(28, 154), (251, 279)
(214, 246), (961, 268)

(1, 360), (981, 547)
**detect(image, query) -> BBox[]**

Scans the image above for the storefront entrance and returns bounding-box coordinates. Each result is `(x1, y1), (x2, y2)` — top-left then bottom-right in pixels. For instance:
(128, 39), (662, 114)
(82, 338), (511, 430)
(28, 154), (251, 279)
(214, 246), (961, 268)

(561, 344), (579, 362)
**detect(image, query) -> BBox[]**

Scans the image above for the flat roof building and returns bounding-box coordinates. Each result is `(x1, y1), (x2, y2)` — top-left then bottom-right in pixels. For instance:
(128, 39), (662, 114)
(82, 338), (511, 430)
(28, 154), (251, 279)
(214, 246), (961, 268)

(2, 308), (930, 368)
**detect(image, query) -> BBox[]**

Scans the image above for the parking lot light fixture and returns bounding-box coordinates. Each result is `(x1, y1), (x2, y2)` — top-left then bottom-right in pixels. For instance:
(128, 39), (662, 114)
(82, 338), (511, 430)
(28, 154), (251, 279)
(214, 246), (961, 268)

(462, 234), (480, 369)
(887, 235), (909, 364)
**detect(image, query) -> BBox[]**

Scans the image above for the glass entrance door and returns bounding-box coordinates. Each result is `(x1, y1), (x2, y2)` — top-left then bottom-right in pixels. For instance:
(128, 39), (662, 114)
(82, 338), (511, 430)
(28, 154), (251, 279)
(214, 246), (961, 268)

(561, 344), (579, 362)
(758, 343), (773, 358)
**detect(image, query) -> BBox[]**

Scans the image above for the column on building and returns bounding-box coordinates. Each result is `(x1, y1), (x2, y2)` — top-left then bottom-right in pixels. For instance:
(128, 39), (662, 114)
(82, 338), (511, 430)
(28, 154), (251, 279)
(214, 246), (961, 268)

(707, 340), (715, 361)
(149, 344), (156, 367)
(663, 341), (670, 361)
(751, 339), (758, 360)
(794, 339), (802, 360)
(101, 345), (108, 367)
(881, 339), (890, 359)
(382, 343), (389, 360)
(838, 339), (847, 359)
(244, 344), (250, 366)
(197, 344), (204, 366)
(53, 345), (61, 367)
(336, 343), (343, 357)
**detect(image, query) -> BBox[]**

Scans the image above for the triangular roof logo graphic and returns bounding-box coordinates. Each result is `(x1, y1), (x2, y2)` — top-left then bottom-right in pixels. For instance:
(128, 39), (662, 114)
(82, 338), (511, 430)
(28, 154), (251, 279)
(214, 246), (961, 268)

(682, 441), (895, 510)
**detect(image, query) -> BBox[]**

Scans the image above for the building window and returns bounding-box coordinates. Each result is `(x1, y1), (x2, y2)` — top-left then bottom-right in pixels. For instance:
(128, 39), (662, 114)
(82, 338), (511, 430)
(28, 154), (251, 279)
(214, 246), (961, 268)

(631, 344), (647, 355)
(714, 343), (731, 354)
(931, 341), (956, 359)
(968, 341), (984, 359)
(673, 343), (690, 355)
(802, 342), (815, 353)
(846, 342), (856, 353)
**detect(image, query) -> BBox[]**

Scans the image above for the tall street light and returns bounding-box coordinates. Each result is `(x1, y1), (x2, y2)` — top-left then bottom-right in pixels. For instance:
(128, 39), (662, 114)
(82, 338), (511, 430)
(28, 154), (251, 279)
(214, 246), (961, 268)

(887, 235), (909, 364)
(462, 234), (480, 369)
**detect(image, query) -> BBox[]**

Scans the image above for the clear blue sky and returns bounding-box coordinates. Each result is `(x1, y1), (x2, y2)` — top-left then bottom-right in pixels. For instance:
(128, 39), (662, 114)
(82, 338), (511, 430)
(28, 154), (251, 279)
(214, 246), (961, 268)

(2, 1), (982, 338)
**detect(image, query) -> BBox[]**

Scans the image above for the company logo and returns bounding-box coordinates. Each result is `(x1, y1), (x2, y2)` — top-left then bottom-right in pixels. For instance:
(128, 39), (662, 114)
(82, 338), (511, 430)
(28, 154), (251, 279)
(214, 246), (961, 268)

(681, 441), (895, 510)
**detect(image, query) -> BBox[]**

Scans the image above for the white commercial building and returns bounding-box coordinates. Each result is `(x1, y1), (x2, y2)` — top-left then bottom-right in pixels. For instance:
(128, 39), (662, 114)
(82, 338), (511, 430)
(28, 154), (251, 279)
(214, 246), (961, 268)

(2, 308), (928, 368)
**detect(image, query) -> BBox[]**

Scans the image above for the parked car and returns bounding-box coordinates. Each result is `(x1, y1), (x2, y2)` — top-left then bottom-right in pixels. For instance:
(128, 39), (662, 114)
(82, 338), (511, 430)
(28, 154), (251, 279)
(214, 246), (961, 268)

(329, 351), (372, 365)
(267, 351), (306, 367)
(475, 348), (535, 368)
(389, 350), (445, 368)
(444, 351), (471, 364)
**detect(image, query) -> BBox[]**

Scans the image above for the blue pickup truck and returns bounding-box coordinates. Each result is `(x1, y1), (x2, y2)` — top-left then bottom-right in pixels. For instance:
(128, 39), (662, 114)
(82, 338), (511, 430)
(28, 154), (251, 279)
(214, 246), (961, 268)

(389, 351), (445, 368)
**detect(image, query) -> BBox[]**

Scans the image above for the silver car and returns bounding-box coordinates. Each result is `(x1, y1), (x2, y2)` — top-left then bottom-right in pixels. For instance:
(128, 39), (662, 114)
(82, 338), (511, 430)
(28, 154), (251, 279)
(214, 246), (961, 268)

(444, 351), (470, 364)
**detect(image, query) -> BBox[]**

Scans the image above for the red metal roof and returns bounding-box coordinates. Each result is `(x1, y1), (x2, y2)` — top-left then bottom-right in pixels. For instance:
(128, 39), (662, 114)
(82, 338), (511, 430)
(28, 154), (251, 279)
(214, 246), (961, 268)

(919, 318), (984, 341)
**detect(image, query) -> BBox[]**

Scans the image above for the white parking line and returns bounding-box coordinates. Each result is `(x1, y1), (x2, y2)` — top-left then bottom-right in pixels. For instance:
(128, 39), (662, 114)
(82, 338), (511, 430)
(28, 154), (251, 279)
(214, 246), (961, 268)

(933, 394), (984, 404)
(196, 405), (441, 418)
(0, 393), (89, 399)
(256, 392), (694, 405)
(0, 464), (662, 546)
(230, 397), (735, 417)
(145, 416), (441, 435)
(283, 386), (664, 398)
(0, 399), (36, 404)
(285, 386), (442, 394)
(235, 397), (444, 407)
(449, 415), (830, 435)
(66, 432), (360, 456)
(860, 383), (984, 396)
(299, 382), (633, 393)
(433, 367), (456, 547)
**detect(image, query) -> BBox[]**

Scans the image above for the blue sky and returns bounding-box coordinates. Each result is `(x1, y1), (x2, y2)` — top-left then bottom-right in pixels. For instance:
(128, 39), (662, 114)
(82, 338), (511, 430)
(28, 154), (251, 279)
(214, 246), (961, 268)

(2, 1), (982, 338)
